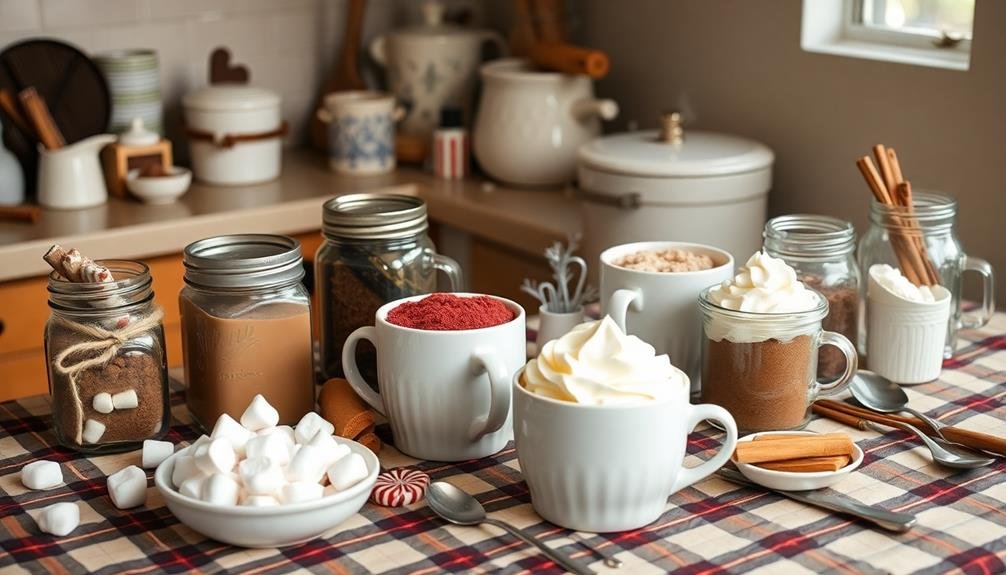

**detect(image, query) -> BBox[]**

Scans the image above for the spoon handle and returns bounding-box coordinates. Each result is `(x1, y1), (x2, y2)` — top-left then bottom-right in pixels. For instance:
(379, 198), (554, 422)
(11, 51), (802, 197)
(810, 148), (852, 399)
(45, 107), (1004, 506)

(483, 517), (592, 575)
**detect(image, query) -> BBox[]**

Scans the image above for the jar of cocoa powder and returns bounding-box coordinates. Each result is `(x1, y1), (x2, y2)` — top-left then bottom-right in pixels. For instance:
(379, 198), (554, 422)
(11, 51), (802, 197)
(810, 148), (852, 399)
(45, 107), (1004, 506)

(315, 194), (463, 384)
(180, 234), (315, 430)
(764, 215), (860, 379)
(45, 260), (170, 453)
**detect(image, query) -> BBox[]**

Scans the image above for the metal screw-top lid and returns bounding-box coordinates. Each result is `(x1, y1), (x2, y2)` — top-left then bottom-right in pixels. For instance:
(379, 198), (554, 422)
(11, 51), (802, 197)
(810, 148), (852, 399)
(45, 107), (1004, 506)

(322, 193), (429, 240)
(183, 234), (304, 290)
(763, 214), (856, 259)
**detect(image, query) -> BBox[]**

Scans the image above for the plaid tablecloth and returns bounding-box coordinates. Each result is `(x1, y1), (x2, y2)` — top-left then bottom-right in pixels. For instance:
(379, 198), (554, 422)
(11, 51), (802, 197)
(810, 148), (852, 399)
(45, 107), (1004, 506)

(2, 315), (1005, 575)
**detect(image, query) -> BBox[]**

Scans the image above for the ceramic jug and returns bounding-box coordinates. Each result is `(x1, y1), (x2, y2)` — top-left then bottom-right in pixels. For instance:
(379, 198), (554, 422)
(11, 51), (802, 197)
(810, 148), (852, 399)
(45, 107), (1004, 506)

(473, 59), (618, 187)
(370, 1), (504, 138)
(38, 134), (115, 209)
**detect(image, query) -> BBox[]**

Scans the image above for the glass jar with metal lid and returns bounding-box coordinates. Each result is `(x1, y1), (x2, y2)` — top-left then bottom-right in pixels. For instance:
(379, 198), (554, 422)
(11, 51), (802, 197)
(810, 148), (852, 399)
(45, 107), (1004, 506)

(46, 260), (170, 453)
(179, 234), (315, 430)
(763, 215), (860, 379)
(316, 193), (463, 383)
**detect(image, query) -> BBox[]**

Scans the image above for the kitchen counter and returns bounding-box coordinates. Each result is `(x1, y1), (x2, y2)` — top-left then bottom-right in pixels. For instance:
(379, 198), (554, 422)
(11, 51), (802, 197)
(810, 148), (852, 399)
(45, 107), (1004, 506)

(0, 151), (580, 282)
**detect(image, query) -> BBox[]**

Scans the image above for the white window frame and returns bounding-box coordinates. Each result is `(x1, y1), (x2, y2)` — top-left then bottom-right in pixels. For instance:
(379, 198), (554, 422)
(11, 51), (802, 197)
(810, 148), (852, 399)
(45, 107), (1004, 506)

(801, 0), (972, 71)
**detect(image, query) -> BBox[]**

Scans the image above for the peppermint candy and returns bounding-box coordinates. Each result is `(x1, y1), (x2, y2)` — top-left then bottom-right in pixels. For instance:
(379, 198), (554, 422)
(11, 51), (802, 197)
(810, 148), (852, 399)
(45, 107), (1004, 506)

(370, 467), (430, 507)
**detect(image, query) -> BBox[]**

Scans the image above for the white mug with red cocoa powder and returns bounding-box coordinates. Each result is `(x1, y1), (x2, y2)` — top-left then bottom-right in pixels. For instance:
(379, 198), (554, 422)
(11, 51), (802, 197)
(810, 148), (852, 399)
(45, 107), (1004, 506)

(342, 293), (525, 462)
(601, 241), (734, 395)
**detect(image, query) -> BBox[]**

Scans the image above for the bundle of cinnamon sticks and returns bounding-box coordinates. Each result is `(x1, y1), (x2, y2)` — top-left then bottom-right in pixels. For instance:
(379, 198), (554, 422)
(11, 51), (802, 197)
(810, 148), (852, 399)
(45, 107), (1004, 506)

(734, 433), (856, 473)
(0, 86), (65, 150)
(855, 145), (939, 287)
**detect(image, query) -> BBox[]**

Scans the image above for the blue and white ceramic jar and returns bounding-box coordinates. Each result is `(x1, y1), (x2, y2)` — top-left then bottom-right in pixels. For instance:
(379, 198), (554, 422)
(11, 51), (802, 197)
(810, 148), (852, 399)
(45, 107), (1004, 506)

(318, 91), (399, 176)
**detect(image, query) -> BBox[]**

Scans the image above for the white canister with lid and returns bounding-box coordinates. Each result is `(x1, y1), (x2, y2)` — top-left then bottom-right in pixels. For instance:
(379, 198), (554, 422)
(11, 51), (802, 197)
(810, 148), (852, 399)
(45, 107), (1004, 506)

(183, 85), (286, 185)
(577, 113), (774, 274)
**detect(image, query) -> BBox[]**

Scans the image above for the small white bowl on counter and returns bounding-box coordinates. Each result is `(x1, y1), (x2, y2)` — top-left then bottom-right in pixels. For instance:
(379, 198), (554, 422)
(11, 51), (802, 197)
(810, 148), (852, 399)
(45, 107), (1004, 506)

(126, 167), (191, 204)
(154, 436), (379, 548)
(734, 430), (863, 491)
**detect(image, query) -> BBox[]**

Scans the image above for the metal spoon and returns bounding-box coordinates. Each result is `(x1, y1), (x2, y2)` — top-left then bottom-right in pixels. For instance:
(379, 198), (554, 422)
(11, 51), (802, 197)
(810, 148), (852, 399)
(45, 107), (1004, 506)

(851, 371), (951, 434)
(569, 532), (623, 569)
(850, 372), (994, 469)
(427, 482), (592, 575)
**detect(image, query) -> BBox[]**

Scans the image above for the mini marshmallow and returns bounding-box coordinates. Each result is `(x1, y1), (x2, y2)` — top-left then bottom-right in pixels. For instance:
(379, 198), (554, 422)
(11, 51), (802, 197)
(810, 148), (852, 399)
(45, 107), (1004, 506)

(179, 476), (206, 499)
(201, 473), (241, 506)
(242, 494), (280, 507)
(238, 456), (286, 496)
(194, 438), (237, 475)
(240, 395), (279, 431)
(111, 389), (138, 410)
(327, 453), (369, 491)
(141, 439), (174, 469)
(211, 413), (255, 456)
(307, 430), (351, 468)
(258, 425), (296, 444)
(170, 455), (203, 488)
(21, 460), (63, 490)
(175, 435), (210, 457)
(245, 432), (293, 467)
(285, 445), (328, 483)
(92, 392), (113, 414)
(281, 481), (323, 504)
(107, 465), (147, 509)
(294, 412), (335, 445)
(36, 502), (79, 536)
(82, 419), (106, 444)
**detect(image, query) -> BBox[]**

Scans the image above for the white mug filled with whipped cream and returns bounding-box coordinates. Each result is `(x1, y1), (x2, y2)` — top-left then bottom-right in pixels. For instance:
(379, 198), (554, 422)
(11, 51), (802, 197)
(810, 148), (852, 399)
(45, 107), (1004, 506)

(867, 264), (952, 384)
(699, 251), (859, 433)
(513, 316), (738, 532)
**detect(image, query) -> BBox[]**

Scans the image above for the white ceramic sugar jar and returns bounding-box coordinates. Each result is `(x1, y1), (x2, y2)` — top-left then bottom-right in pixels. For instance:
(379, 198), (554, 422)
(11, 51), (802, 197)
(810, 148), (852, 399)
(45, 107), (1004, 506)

(183, 85), (286, 185)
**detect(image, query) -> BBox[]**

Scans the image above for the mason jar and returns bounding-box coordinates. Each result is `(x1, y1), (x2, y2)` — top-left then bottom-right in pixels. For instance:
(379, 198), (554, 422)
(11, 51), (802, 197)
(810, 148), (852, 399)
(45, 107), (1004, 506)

(858, 191), (994, 358)
(46, 260), (169, 453)
(316, 193), (463, 384)
(764, 215), (860, 379)
(180, 234), (315, 430)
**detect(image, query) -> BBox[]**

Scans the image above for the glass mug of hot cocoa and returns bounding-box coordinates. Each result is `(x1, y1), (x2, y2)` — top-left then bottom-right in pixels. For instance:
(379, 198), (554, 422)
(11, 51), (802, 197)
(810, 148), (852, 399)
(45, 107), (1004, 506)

(699, 252), (859, 433)
(514, 316), (738, 532)
(342, 293), (525, 461)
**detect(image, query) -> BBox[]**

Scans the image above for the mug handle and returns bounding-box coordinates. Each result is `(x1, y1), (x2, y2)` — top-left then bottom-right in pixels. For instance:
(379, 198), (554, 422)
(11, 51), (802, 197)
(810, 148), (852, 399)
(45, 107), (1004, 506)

(468, 348), (511, 441)
(341, 326), (386, 416)
(811, 331), (859, 399)
(433, 253), (465, 291)
(607, 288), (643, 333)
(961, 256), (995, 329)
(670, 403), (737, 493)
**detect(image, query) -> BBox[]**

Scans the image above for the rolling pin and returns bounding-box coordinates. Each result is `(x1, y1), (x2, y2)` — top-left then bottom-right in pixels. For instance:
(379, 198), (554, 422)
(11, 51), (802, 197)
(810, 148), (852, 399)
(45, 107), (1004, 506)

(529, 42), (610, 79)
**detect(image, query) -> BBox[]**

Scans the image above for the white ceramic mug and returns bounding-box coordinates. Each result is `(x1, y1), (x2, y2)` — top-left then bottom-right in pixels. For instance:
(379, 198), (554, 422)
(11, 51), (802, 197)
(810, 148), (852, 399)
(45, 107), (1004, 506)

(342, 294), (526, 461)
(317, 91), (402, 176)
(535, 304), (584, 352)
(513, 367), (737, 532)
(601, 241), (734, 394)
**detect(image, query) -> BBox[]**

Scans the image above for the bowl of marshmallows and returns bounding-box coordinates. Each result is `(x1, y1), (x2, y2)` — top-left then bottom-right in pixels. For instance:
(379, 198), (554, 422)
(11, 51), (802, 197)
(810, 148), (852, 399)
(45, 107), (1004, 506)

(154, 395), (379, 548)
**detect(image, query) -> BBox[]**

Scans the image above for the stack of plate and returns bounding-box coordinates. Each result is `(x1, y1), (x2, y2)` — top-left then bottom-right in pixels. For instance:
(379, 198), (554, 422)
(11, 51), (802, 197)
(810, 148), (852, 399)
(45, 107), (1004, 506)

(94, 49), (162, 135)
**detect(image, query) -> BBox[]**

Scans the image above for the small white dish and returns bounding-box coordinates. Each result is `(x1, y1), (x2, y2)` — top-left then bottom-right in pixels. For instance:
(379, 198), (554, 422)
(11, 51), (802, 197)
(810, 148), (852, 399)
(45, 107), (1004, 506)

(154, 436), (379, 548)
(126, 167), (191, 204)
(734, 430), (863, 491)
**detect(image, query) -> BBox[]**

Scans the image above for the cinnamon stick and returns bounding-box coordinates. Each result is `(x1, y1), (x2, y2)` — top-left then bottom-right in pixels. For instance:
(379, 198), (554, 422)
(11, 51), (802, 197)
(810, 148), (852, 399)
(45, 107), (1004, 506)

(0, 88), (34, 138)
(886, 148), (904, 185)
(0, 205), (40, 223)
(755, 455), (852, 473)
(896, 181), (940, 285)
(18, 87), (64, 149)
(529, 42), (610, 78)
(734, 435), (855, 464)
(873, 144), (896, 193)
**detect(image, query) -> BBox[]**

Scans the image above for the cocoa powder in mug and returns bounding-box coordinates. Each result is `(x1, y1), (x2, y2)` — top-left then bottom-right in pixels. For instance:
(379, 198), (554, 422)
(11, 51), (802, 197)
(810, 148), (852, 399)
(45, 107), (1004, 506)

(701, 335), (814, 432)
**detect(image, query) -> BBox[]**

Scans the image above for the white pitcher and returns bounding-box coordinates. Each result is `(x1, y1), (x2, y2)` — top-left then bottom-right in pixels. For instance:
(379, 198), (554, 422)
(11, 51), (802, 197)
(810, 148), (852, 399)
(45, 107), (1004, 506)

(38, 134), (115, 209)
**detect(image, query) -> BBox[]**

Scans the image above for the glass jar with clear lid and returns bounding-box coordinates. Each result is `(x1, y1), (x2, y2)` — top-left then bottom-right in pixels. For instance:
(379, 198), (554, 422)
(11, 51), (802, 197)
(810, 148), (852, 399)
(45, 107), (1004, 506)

(764, 214), (861, 378)
(316, 193), (463, 383)
(180, 234), (315, 430)
(46, 260), (170, 453)
(858, 190), (994, 357)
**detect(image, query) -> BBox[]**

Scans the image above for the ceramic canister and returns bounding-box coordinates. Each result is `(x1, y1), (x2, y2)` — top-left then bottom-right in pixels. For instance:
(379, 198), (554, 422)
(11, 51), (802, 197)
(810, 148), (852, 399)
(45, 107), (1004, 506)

(317, 91), (398, 175)
(94, 50), (163, 134)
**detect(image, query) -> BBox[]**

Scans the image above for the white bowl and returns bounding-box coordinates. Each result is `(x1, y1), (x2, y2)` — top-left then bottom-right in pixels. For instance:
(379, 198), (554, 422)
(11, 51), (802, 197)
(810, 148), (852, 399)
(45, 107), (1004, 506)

(734, 431), (863, 491)
(154, 437), (379, 548)
(126, 167), (191, 204)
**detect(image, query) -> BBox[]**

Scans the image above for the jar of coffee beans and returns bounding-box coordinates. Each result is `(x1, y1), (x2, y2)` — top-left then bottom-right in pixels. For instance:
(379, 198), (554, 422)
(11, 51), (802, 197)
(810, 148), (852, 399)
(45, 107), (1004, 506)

(316, 194), (463, 384)
(45, 260), (169, 453)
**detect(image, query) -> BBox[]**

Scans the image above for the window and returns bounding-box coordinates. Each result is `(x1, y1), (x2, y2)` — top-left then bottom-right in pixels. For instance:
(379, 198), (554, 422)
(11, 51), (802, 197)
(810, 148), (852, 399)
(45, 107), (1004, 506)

(801, 0), (976, 71)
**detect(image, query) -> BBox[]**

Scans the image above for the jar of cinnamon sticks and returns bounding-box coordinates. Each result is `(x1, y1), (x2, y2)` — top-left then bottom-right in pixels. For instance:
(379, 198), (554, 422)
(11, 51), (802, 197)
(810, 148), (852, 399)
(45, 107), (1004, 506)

(43, 248), (170, 453)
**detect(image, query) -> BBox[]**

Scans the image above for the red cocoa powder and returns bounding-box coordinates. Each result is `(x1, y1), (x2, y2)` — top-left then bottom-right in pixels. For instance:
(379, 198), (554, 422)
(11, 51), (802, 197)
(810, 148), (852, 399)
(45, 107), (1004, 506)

(386, 293), (515, 330)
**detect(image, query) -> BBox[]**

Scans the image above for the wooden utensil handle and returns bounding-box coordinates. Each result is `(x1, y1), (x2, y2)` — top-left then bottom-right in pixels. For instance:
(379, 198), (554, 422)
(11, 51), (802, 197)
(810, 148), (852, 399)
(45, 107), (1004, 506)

(940, 427), (1006, 457)
(0, 89), (34, 138)
(529, 42), (610, 78)
(0, 205), (41, 223)
(18, 87), (65, 149)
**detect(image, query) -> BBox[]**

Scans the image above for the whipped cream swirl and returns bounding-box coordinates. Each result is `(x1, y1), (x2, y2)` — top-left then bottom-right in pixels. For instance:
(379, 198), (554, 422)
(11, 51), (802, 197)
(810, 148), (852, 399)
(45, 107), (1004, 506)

(706, 251), (820, 313)
(521, 316), (685, 405)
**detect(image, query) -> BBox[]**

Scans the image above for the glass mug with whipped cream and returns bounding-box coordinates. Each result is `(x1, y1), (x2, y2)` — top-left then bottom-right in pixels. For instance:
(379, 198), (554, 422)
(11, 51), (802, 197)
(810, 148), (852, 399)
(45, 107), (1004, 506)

(699, 251), (859, 433)
(513, 316), (738, 532)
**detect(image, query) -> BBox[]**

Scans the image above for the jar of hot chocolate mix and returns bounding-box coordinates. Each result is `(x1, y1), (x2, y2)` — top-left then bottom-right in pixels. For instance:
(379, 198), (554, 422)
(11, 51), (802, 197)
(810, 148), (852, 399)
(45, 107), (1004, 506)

(46, 260), (170, 453)
(316, 193), (463, 383)
(699, 252), (859, 433)
(180, 234), (314, 430)
(763, 215), (860, 379)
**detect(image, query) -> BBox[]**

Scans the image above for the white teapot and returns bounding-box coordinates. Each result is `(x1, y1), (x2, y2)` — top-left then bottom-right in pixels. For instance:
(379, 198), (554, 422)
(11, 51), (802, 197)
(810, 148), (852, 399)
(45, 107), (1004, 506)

(370, 1), (504, 139)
